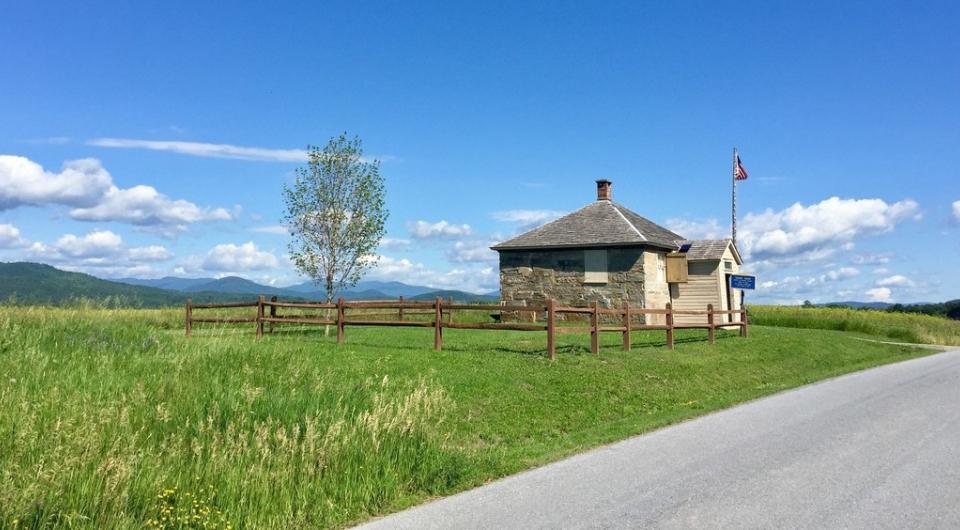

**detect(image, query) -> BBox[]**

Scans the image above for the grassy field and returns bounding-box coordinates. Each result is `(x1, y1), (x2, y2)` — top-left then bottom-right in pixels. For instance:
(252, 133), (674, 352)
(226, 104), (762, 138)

(0, 305), (941, 529)
(749, 305), (960, 346)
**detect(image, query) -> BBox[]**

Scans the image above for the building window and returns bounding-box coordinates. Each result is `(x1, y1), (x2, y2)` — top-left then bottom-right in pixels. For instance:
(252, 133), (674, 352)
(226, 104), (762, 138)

(724, 261), (733, 271)
(584, 249), (608, 283)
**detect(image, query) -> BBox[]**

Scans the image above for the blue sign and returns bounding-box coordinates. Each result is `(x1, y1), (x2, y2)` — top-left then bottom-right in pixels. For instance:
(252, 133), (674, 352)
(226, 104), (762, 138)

(730, 274), (756, 290)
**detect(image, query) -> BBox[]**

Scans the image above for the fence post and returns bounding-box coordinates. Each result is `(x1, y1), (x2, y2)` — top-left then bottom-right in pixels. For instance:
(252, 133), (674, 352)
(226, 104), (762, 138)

(434, 297), (443, 351)
(336, 297), (345, 344)
(590, 300), (600, 355)
(741, 308), (749, 338)
(622, 305), (631, 351)
(666, 302), (674, 349)
(707, 304), (715, 344)
(448, 296), (454, 324)
(185, 298), (193, 337)
(256, 295), (265, 340)
(398, 295), (404, 321)
(547, 299), (556, 360)
(269, 295), (277, 334)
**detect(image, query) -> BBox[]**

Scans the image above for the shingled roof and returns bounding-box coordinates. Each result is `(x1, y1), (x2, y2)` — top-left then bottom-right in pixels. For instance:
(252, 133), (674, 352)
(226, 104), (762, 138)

(679, 239), (742, 264)
(491, 200), (684, 251)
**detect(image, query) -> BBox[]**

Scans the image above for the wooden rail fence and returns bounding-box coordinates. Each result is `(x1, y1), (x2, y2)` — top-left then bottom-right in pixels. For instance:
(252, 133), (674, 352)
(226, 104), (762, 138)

(185, 296), (748, 360)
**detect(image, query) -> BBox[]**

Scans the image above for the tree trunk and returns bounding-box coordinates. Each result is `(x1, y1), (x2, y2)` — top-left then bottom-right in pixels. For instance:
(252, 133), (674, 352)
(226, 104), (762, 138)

(324, 274), (334, 337)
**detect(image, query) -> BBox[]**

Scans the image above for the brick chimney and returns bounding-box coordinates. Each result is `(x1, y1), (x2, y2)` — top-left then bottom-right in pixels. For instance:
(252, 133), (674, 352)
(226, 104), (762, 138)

(596, 179), (612, 201)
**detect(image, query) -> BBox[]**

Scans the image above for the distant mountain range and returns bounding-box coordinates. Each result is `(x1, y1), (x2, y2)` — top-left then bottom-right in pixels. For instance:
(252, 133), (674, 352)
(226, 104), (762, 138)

(0, 262), (497, 307)
(815, 299), (959, 320)
(114, 275), (489, 301)
(818, 301), (894, 310)
(0, 262), (255, 306)
(2, 262), (954, 318)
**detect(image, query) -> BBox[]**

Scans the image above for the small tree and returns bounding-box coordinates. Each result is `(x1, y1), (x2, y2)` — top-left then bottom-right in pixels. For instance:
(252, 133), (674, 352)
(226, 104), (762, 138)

(283, 133), (387, 303)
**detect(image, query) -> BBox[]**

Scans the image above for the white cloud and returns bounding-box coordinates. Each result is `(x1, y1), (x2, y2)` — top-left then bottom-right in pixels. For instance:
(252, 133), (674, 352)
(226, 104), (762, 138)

(0, 155), (112, 209)
(492, 209), (565, 231)
(823, 267), (860, 282)
(70, 185), (233, 228)
(754, 266), (860, 302)
(865, 287), (893, 303)
(22, 230), (173, 274)
(448, 239), (500, 263)
(88, 138), (307, 162)
(408, 220), (472, 240)
(54, 230), (124, 259)
(88, 138), (391, 164)
(251, 224), (289, 235)
(952, 200), (960, 223)
(745, 247), (841, 275)
(739, 197), (919, 260)
(202, 242), (278, 271)
(851, 253), (891, 265)
(128, 245), (173, 262)
(365, 255), (497, 293)
(876, 274), (914, 288)
(61, 263), (164, 279)
(0, 155), (233, 232)
(665, 217), (728, 240)
(0, 224), (28, 248)
(379, 237), (412, 250)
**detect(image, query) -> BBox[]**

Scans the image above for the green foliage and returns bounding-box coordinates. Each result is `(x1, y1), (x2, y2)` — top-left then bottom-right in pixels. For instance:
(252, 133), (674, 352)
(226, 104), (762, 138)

(886, 299), (960, 320)
(749, 305), (960, 345)
(0, 306), (932, 528)
(283, 133), (388, 301)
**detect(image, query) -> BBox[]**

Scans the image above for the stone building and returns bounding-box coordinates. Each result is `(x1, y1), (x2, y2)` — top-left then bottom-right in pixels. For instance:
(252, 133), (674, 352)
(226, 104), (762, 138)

(491, 180), (743, 321)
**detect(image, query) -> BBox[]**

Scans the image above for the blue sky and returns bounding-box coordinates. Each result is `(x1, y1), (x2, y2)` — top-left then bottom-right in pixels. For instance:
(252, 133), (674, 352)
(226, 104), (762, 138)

(1, 1), (958, 303)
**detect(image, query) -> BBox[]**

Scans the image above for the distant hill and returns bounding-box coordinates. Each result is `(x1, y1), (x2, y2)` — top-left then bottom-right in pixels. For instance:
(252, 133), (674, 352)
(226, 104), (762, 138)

(114, 276), (217, 291)
(115, 274), (491, 302)
(888, 300), (960, 320)
(814, 300), (959, 320)
(283, 281), (317, 293)
(0, 262), (262, 307)
(353, 280), (436, 297)
(410, 289), (498, 302)
(1, 262), (497, 307)
(285, 279), (435, 298)
(187, 276), (291, 295)
(819, 301), (893, 310)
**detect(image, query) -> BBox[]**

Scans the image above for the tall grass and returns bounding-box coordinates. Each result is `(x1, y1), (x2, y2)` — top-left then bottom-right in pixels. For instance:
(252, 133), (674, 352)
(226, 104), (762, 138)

(749, 305), (960, 346)
(0, 307), (464, 529)
(0, 305), (937, 528)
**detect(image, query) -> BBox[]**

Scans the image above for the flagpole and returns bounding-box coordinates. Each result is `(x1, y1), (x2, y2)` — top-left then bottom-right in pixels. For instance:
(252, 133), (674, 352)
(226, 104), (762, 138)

(732, 147), (737, 245)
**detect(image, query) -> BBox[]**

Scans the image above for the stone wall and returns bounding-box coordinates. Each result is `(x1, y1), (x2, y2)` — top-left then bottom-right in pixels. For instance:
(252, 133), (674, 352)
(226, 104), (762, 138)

(498, 247), (648, 318)
(642, 250), (670, 325)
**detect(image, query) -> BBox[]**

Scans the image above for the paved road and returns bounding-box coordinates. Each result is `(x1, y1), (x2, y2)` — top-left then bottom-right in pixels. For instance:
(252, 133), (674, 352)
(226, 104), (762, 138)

(358, 349), (960, 529)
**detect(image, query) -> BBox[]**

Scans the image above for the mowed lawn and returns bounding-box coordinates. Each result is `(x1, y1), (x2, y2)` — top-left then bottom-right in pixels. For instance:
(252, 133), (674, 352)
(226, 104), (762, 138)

(0, 306), (938, 529)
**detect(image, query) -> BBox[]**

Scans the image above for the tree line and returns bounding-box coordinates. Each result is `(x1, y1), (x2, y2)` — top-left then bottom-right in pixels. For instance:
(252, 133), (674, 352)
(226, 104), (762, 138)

(884, 300), (960, 320)
(802, 299), (960, 320)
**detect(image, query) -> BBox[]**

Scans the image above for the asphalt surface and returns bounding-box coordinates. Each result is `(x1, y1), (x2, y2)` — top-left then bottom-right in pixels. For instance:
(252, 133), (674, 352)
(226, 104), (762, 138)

(357, 349), (960, 529)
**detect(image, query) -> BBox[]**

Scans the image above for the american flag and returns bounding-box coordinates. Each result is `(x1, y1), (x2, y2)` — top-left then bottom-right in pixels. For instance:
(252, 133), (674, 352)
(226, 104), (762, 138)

(735, 154), (749, 181)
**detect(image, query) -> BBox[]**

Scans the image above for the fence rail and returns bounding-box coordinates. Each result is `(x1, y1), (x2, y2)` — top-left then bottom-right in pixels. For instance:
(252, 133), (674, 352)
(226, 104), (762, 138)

(185, 296), (748, 359)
